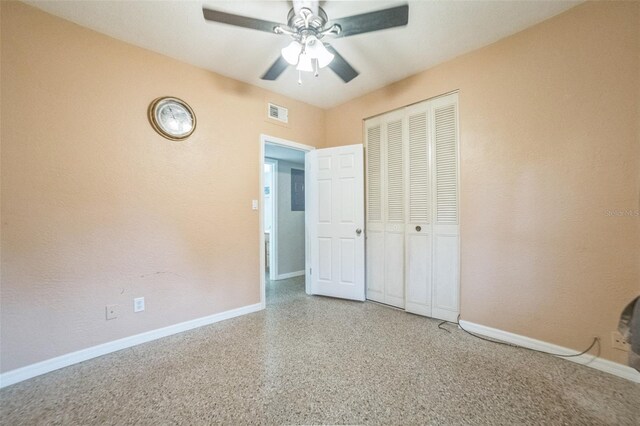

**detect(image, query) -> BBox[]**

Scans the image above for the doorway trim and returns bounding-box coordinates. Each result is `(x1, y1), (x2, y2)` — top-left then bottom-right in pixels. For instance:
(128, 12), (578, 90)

(259, 134), (315, 309)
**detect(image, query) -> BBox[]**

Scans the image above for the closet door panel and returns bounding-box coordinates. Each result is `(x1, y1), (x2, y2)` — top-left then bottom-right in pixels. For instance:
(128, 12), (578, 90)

(431, 93), (460, 321)
(407, 109), (430, 225)
(366, 124), (383, 223)
(384, 113), (405, 308)
(433, 100), (458, 226)
(365, 120), (385, 302)
(432, 230), (459, 322)
(384, 227), (405, 308)
(405, 232), (432, 316)
(404, 105), (432, 316)
(386, 119), (404, 223)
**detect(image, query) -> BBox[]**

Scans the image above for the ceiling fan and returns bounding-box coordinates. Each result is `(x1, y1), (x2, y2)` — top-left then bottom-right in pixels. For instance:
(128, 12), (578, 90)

(202, 1), (409, 84)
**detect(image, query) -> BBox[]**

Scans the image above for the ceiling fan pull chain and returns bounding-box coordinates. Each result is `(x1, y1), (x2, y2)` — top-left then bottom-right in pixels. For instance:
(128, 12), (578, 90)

(298, 70), (302, 86)
(314, 59), (319, 77)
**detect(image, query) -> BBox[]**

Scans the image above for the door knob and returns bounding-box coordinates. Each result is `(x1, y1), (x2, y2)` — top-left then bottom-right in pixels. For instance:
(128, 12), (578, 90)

(415, 226), (422, 232)
(356, 228), (362, 235)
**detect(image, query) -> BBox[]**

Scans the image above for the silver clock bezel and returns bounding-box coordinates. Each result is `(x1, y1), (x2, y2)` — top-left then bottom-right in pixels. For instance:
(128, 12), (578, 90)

(148, 96), (196, 141)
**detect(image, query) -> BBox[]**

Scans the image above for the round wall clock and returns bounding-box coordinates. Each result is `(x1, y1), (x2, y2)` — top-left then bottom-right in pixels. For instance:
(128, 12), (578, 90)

(148, 97), (196, 141)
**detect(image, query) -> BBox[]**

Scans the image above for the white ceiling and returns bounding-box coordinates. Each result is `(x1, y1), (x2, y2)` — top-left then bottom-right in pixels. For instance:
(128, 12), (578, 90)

(265, 143), (306, 164)
(27, 0), (580, 109)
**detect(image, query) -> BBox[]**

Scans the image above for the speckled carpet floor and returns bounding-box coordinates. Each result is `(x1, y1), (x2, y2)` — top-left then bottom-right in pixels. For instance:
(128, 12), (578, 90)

(1, 276), (639, 425)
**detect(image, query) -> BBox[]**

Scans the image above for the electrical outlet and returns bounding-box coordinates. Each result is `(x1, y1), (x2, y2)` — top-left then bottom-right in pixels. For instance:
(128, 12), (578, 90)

(134, 297), (145, 313)
(611, 331), (630, 351)
(106, 304), (119, 320)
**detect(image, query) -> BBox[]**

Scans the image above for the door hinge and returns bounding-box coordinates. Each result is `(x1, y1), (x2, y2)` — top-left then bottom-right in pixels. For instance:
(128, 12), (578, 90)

(310, 268), (312, 275)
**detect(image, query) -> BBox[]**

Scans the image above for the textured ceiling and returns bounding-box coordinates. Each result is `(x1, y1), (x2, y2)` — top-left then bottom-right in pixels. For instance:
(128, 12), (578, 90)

(27, 0), (580, 108)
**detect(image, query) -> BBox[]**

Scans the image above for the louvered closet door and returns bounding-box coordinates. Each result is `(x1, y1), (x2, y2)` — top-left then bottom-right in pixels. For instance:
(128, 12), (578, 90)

(365, 118), (385, 304)
(365, 93), (459, 319)
(404, 103), (433, 316)
(430, 93), (460, 322)
(383, 110), (406, 308)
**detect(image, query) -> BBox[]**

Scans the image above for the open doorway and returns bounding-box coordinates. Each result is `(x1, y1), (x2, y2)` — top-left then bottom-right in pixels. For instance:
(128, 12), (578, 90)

(259, 135), (314, 308)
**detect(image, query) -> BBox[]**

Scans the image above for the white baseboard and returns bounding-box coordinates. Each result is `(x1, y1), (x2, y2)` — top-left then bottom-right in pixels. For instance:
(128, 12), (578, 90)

(0, 302), (264, 389)
(459, 320), (640, 383)
(276, 270), (305, 280)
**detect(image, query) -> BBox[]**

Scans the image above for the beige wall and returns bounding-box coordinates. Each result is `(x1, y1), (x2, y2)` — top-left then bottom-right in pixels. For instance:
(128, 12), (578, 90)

(0, 1), (325, 372)
(325, 1), (640, 363)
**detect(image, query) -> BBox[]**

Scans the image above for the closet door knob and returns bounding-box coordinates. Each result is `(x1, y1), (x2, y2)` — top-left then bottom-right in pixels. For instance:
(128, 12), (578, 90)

(415, 226), (422, 232)
(356, 228), (362, 235)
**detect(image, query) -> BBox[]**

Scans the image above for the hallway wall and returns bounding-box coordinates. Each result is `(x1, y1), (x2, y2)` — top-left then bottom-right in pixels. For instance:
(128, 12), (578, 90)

(270, 159), (305, 277)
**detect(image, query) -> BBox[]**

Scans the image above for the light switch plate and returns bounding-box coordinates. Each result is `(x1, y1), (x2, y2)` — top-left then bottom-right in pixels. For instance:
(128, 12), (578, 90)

(134, 297), (145, 313)
(252, 200), (258, 210)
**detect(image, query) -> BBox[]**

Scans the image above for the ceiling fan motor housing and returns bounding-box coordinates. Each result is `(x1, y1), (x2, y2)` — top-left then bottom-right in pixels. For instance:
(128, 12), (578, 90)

(283, 7), (339, 42)
(288, 7), (326, 32)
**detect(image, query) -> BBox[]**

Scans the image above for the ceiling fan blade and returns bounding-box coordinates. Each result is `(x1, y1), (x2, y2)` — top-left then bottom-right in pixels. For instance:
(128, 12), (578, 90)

(325, 45), (358, 83)
(202, 8), (284, 33)
(261, 56), (289, 81)
(331, 4), (409, 38)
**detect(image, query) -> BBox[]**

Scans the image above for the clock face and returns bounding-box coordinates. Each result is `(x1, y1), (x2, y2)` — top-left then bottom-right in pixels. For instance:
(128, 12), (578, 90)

(149, 97), (196, 140)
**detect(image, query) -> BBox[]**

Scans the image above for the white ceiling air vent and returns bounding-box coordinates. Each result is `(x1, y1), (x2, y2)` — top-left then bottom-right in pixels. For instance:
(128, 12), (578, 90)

(268, 103), (288, 123)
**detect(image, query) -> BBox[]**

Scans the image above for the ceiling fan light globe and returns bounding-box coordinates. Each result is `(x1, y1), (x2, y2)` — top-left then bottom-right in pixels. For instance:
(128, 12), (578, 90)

(305, 37), (333, 68)
(315, 44), (334, 68)
(281, 41), (302, 65)
(296, 52), (314, 72)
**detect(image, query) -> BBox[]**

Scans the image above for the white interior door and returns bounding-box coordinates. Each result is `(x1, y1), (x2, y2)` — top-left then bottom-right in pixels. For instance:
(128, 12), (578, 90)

(307, 144), (365, 301)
